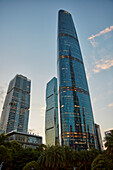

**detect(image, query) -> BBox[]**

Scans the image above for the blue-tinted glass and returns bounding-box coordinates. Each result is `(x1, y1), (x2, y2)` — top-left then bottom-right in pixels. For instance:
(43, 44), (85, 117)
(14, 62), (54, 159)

(0, 74), (31, 134)
(45, 77), (59, 145)
(58, 10), (96, 150)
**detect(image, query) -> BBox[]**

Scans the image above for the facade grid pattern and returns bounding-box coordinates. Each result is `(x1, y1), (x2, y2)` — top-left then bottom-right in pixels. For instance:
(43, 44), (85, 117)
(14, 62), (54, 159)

(0, 74), (31, 134)
(57, 10), (96, 150)
(45, 77), (59, 145)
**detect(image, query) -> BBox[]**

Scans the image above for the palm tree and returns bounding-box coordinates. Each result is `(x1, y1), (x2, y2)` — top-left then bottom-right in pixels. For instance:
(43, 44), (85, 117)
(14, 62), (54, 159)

(91, 154), (113, 170)
(89, 147), (99, 163)
(38, 145), (65, 169)
(79, 150), (90, 170)
(63, 146), (75, 169)
(104, 130), (113, 155)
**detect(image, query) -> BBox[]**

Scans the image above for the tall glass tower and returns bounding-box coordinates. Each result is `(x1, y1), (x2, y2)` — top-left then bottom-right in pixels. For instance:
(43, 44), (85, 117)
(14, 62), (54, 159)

(45, 77), (59, 145)
(95, 123), (103, 151)
(0, 74), (31, 133)
(57, 10), (96, 150)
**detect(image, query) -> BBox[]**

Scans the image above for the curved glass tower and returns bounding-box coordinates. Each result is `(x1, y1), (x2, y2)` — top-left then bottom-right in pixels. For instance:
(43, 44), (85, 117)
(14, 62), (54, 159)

(57, 10), (96, 150)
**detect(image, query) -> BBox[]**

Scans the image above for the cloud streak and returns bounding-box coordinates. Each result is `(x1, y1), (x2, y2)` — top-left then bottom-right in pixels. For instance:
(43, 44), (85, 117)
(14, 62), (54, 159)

(108, 102), (113, 107)
(89, 38), (98, 48)
(93, 58), (113, 73)
(88, 26), (113, 47)
(88, 26), (113, 40)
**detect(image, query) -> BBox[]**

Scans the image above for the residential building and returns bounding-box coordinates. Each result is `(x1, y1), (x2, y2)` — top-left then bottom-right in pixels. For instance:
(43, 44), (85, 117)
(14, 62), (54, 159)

(0, 74), (31, 133)
(45, 77), (59, 145)
(57, 10), (96, 150)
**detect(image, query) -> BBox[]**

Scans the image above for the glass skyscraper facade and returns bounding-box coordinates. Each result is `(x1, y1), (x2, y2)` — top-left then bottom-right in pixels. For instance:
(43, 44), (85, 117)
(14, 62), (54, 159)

(95, 123), (103, 151)
(57, 10), (96, 150)
(0, 74), (31, 133)
(45, 77), (59, 145)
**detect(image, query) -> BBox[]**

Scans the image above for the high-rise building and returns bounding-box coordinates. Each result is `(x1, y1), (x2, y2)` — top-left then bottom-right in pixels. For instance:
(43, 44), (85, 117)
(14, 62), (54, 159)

(57, 10), (96, 150)
(45, 77), (59, 145)
(95, 124), (103, 151)
(0, 74), (31, 133)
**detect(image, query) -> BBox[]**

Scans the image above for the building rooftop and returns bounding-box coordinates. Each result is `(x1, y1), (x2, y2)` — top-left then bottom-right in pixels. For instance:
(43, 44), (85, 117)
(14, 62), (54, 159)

(6, 130), (42, 139)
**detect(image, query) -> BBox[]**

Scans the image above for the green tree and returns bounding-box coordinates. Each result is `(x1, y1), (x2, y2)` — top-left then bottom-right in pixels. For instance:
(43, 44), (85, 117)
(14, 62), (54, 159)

(78, 150), (91, 170)
(23, 161), (39, 170)
(35, 144), (47, 157)
(38, 145), (65, 170)
(73, 150), (81, 169)
(0, 133), (7, 145)
(5, 140), (23, 153)
(12, 147), (41, 170)
(0, 145), (13, 170)
(88, 148), (100, 166)
(104, 130), (113, 155)
(91, 153), (113, 170)
(63, 146), (77, 169)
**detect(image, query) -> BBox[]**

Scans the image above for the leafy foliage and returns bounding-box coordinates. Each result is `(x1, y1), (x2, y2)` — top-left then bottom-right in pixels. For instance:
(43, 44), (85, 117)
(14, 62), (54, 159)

(38, 145), (65, 169)
(0, 133), (113, 170)
(91, 154), (113, 170)
(104, 130), (113, 155)
(0, 133), (7, 145)
(23, 161), (39, 170)
(0, 145), (13, 170)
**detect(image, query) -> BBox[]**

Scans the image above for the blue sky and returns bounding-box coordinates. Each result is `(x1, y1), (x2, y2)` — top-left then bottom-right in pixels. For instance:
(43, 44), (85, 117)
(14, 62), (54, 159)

(0, 0), (113, 143)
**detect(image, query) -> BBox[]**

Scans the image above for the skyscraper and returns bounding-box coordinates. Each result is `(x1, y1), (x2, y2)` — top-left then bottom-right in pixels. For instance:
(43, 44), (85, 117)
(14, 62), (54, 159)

(0, 74), (31, 133)
(45, 77), (59, 145)
(57, 10), (96, 150)
(95, 124), (103, 151)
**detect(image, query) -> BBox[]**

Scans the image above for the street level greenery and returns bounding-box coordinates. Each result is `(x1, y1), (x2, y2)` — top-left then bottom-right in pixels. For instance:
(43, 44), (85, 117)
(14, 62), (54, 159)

(0, 131), (113, 170)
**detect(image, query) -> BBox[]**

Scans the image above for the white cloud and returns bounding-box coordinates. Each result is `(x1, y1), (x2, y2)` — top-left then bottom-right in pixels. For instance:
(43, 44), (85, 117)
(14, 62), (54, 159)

(93, 58), (113, 73)
(88, 26), (113, 47)
(95, 106), (107, 113)
(108, 102), (113, 107)
(88, 26), (113, 40)
(89, 38), (98, 48)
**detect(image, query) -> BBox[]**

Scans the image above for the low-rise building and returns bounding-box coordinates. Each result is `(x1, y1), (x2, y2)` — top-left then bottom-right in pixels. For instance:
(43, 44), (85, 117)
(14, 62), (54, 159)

(6, 131), (42, 148)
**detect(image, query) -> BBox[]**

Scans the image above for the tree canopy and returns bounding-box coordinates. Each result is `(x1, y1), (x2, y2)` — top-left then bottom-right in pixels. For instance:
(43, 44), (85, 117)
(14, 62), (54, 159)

(0, 133), (113, 170)
(104, 130), (113, 155)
